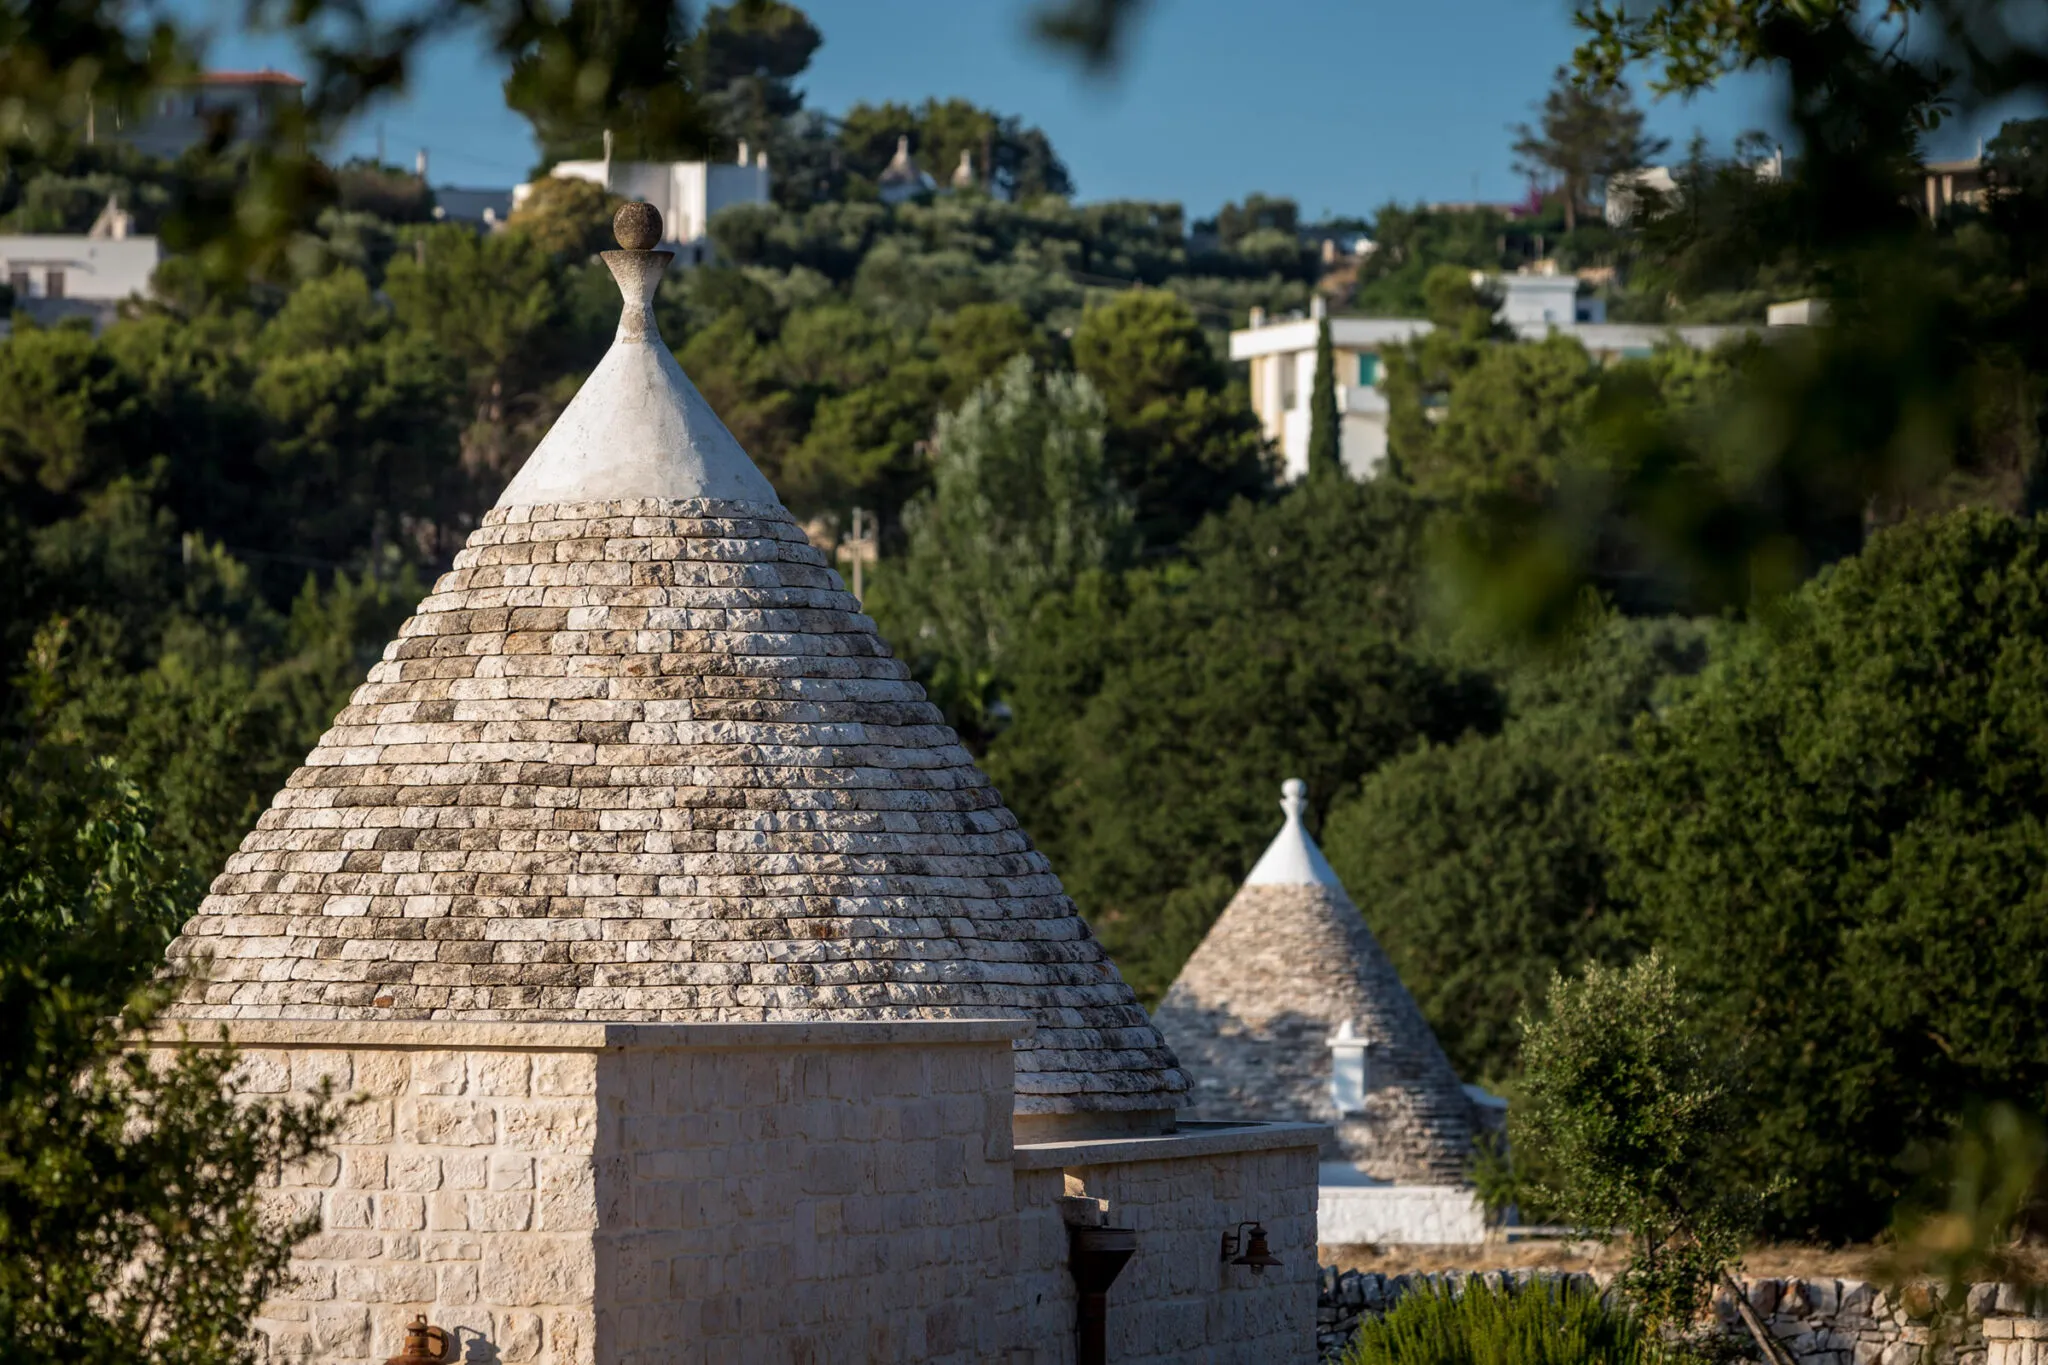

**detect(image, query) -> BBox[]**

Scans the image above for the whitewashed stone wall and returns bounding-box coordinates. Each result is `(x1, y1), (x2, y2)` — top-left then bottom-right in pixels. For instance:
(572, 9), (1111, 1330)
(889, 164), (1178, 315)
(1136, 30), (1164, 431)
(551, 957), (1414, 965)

(159, 1019), (1323, 1365)
(1012, 1123), (1323, 1364)
(1316, 1181), (1486, 1247)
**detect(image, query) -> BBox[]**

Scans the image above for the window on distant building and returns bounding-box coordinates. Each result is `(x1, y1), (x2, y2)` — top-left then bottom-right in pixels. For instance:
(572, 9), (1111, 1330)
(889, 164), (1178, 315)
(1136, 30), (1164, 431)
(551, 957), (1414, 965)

(1357, 353), (1380, 387)
(1280, 353), (1299, 409)
(7, 271), (28, 298)
(45, 270), (64, 299)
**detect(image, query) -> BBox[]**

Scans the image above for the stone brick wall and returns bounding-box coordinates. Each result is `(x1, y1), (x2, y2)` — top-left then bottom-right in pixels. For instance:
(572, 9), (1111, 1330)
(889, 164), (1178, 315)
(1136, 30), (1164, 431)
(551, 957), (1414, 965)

(1317, 1268), (2048, 1365)
(220, 1026), (603, 1365)
(165, 1018), (1026, 1365)
(597, 1030), (1021, 1363)
(1013, 1124), (1324, 1365)
(157, 1018), (1325, 1365)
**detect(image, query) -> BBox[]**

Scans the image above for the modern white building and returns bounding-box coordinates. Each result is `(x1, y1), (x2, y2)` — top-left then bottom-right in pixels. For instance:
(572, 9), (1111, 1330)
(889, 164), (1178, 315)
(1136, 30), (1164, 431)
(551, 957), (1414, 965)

(1232, 301), (1423, 481)
(1495, 271), (1605, 327)
(1230, 287), (1761, 482)
(0, 197), (160, 329)
(516, 140), (772, 263)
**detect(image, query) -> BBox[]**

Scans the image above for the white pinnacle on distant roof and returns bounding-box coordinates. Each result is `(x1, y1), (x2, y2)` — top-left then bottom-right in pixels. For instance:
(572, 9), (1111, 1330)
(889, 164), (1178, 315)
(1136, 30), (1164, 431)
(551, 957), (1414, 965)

(494, 204), (777, 508)
(1244, 777), (1343, 887)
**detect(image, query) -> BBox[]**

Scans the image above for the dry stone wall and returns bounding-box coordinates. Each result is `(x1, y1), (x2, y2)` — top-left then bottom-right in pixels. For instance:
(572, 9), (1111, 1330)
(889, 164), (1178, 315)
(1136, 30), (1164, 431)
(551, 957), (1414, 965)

(1317, 1268), (2048, 1365)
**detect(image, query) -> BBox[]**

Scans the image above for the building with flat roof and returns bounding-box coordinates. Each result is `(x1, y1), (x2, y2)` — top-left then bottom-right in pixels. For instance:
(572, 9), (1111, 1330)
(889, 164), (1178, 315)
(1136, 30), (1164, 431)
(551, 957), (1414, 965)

(1231, 284), (1761, 481)
(1, 196), (159, 330)
(116, 70), (303, 160)
(516, 141), (772, 263)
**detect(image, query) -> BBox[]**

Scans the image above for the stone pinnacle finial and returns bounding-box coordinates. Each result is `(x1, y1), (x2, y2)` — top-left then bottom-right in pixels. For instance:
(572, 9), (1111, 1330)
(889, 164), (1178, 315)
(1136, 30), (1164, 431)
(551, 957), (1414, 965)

(614, 201), (662, 251)
(1280, 778), (1308, 823)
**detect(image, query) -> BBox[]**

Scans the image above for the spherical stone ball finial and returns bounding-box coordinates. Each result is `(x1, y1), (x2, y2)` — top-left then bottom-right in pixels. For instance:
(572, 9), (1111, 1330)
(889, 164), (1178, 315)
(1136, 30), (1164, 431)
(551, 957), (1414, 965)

(1280, 777), (1308, 821)
(614, 202), (662, 251)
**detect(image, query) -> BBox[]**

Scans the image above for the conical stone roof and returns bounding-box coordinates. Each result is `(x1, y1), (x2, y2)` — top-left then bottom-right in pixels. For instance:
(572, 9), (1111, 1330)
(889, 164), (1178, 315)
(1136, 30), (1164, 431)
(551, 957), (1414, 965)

(1150, 780), (1473, 1179)
(164, 207), (1188, 1117)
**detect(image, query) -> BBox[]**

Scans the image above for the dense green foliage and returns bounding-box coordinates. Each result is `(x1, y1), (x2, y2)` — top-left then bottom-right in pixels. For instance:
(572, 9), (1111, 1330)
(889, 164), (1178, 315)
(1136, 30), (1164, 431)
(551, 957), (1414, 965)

(0, 763), (337, 1362)
(1604, 511), (2048, 1241)
(880, 357), (1128, 739)
(1324, 617), (1709, 1085)
(1514, 956), (1757, 1326)
(1338, 1279), (1668, 1365)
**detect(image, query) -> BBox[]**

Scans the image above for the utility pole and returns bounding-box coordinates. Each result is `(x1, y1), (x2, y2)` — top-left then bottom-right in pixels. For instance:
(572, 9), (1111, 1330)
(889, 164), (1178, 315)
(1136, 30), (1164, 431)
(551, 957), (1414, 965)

(846, 507), (876, 602)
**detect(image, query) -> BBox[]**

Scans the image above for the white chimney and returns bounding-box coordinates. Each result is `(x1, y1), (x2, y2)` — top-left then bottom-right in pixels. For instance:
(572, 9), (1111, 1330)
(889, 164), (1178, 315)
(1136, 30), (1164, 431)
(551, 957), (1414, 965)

(416, 147), (428, 181)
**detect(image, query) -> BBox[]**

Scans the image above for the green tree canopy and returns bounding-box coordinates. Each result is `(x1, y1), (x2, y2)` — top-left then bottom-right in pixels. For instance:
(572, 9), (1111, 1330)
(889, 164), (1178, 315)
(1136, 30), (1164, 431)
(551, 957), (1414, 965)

(1307, 311), (1341, 480)
(1511, 67), (1668, 233)
(1323, 615), (1710, 1085)
(0, 761), (337, 1362)
(1515, 954), (1756, 1326)
(1604, 509), (2048, 1240)
(1069, 288), (1274, 548)
(882, 356), (1129, 738)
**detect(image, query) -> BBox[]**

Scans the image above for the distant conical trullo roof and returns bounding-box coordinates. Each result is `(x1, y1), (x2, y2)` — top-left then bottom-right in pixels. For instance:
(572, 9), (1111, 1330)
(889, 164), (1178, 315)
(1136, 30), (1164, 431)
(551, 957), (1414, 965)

(1151, 779), (1474, 1181)
(165, 203), (1188, 1120)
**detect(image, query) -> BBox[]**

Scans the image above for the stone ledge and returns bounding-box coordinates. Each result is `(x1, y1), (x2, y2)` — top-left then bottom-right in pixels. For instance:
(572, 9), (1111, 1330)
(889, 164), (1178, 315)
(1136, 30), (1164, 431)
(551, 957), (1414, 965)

(1012, 1119), (1327, 1170)
(147, 1016), (1034, 1052)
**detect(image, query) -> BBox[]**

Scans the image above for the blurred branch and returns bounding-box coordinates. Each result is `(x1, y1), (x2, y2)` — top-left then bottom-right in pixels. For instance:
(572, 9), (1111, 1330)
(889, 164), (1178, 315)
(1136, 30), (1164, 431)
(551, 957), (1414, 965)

(1030, 0), (1151, 72)
(3, 0), (706, 284)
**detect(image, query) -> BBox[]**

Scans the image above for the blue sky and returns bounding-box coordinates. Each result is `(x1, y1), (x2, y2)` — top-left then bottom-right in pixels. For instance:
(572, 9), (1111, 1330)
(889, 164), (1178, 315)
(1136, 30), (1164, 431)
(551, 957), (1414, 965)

(198, 0), (2008, 218)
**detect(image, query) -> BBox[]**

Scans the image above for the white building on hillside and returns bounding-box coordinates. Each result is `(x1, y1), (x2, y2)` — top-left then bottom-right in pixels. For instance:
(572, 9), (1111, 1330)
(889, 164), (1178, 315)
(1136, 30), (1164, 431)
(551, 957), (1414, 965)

(1496, 271), (1605, 326)
(117, 70), (304, 160)
(1, 196), (160, 330)
(1231, 285), (1765, 481)
(517, 140), (772, 263)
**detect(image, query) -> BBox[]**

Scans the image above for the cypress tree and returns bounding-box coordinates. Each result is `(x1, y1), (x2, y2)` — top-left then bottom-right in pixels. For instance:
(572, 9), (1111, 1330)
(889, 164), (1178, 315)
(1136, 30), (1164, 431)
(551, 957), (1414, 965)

(1307, 310), (1342, 480)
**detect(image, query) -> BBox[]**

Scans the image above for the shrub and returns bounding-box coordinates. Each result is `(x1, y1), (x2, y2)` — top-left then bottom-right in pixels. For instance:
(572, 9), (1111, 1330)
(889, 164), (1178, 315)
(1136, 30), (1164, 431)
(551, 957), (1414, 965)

(1338, 1279), (1667, 1365)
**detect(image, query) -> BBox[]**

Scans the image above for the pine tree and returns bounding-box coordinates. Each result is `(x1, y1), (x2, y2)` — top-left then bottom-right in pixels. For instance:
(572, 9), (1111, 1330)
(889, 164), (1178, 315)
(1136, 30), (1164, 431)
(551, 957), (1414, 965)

(1307, 311), (1342, 480)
